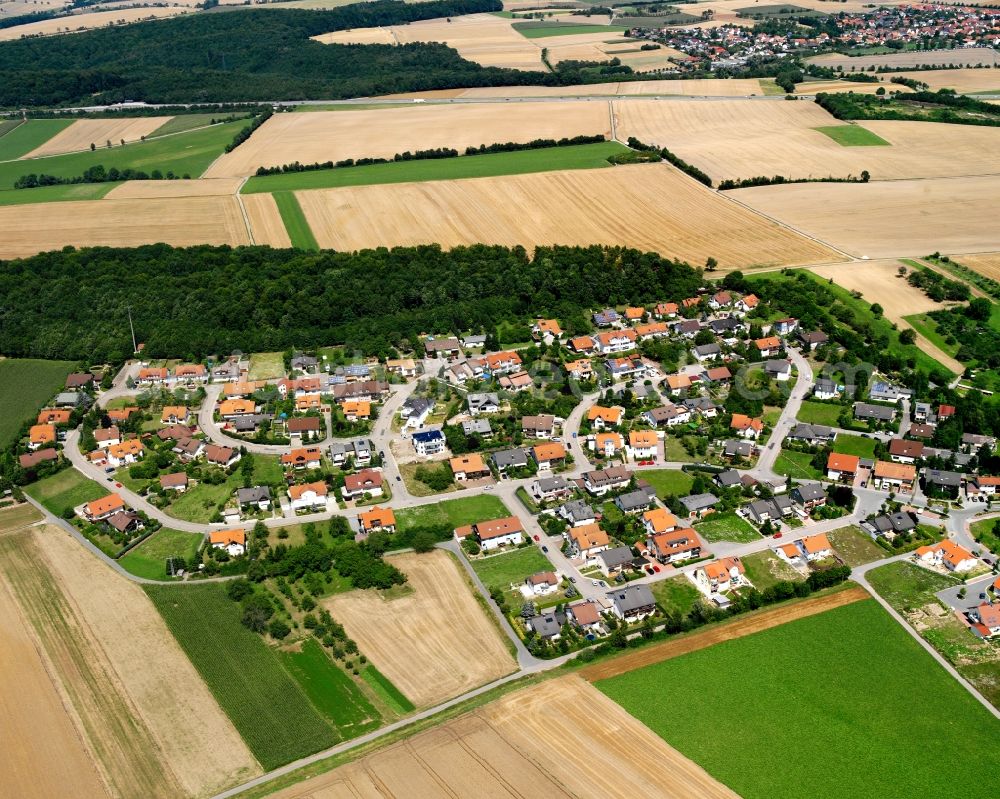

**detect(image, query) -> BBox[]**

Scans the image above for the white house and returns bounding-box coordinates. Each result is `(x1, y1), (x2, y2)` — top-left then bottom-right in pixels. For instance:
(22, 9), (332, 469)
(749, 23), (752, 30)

(288, 481), (329, 511)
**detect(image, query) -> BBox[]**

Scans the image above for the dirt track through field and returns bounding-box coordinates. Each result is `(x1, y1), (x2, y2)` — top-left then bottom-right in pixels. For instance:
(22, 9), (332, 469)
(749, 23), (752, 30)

(580, 587), (869, 681)
(324, 551), (516, 708)
(296, 163), (838, 269)
(24, 117), (171, 159)
(270, 677), (739, 799)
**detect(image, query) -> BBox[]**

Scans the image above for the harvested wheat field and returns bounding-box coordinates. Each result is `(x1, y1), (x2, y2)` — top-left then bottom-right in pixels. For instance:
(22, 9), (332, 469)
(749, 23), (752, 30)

(543, 33), (682, 71)
(731, 174), (1000, 259)
(204, 102), (610, 178)
(296, 163), (838, 269)
(614, 99), (1000, 182)
(389, 78), (765, 99)
(580, 587), (869, 682)
(0, 6), (188, 40)
(0, 196), (250, 259)
(324, 550), (515, 708)
(953, 251), (1000, 281)
(810, 260), (963, 373)
(103, 177), (243, 199)
(23, 117), (171, 158)
(35, 525), (261, 798)
(0, 526), (181, 798)
(807, 47), (999, 71)
(243, 193), (292, 248)
(891, 68), (1000, 94)
(792, 78), (906, 95)
(270, 676), (739, 799)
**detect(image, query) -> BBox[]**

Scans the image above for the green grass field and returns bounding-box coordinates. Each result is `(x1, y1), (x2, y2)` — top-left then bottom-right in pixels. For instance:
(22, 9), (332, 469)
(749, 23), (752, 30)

(395, 495), (510, 532)
(470, 546), (553, 591)
(597, 600), (1000, 799)
(167, 455), (281, 522)
(0, 182), (116, 206)
(640, 469), (694, 499)
(832, 433), (877, 459)
(796, 400), (845, 426)
(741, 550), (802, 590)
(148, 114), (247, 138)
(248, 352), (286, 381)
(815, 125), (891, 146)
(0, 120), (245, 190)
(866, 560), (960, 612)
(0, 119), (73, 161)
(826, 526), (884, 567)
(361, 664), (415, 714)
(24, 468), (107, 517)
(903, 313), (960, 358)
(970, 517), (1000, 554)
(272, 191), (319, 250)
(243, 142), (628, 194)
(773, 449), (824, 480)
(0, 358), (76, 447)
(278, 639), (381, 739)
(145, 583), (340, 769)
(649, 574), (702, 617)
(118, 528), (203, 580)
(513, 21), (627, 37)
(694, 512), (760, 543)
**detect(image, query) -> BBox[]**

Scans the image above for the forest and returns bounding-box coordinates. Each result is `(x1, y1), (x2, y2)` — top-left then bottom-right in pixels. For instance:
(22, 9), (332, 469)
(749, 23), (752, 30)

(0, 0), (634, 106)
(0, 243), (704, 362)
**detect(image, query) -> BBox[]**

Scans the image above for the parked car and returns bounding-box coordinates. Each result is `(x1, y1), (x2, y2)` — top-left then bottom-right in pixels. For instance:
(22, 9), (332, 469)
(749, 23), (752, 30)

(533, 534), (540, 542)
(395, 475), (401, 481)
(652, 565), (660, 573)
(541, 545), (548, 553)
(773, 532), (782, 538)
(568, 576), (576, 584)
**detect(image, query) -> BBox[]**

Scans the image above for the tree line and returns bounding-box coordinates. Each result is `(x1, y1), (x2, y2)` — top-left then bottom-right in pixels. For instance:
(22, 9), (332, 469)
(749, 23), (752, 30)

(0, 243), (705, 363)
(816, 89), (1000, 127)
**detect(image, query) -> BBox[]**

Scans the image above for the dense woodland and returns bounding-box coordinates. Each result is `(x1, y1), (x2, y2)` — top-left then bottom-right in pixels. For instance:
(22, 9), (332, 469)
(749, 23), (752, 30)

(817, 89), (1000, 126)
(0, 0), (633, 107)
(0, 243), (704, 362)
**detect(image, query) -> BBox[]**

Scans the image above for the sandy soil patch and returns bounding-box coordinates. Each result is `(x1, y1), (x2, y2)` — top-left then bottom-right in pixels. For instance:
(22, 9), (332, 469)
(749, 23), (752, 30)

(810, 259), (964, 373)
(296, 163), (837, 270)
(0, 557), (108, 799)
(387, 78), (765, 99)
(0, 527), (181, 798)
(104, 178), (243, 199)
(890, 68), (1000, 94)
(730, 174), (1000, 258)
(204, 102), (610, 178)
(0, 195), (251, 259)
(954, 251), (1000, 281)
(807, 47), (999, 70)
(271, 676), (739, 799)
(24, 117), (171, 158)
(243, 193), (292, 248)
(36, 525), (261, 798)
(581, 587), (869, 681)
(0, 6), (188, 40)
(324, 550), (515, 708)
(614, 99), (1000, 182)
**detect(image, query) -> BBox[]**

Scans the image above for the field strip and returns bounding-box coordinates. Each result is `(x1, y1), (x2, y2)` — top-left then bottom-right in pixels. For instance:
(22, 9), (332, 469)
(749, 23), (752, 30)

(579, 586), (869, 681)
(235, 176), (255, 245)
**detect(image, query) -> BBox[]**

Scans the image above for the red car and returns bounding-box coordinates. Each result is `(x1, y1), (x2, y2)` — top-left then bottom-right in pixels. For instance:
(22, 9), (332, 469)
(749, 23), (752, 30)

(773, 532), (782, 539)
(533, 534), (540, 542)
(653, 565), (661, 573)
(115, 482), (122, 488)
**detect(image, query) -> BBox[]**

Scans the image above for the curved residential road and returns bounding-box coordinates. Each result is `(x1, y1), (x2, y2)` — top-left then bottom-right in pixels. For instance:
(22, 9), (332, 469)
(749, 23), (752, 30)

(750, 346), (815, 483)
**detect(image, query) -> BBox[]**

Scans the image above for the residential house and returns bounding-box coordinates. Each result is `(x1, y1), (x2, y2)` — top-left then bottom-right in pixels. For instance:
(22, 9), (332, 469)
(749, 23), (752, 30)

(290, 354), (319, 373)
(595, 329), (637, 354)
(386, 358), (418, 378)
(83, 494), (126, 522)
(924, 468), (963, 496)
(19, 448), (58, 469)
(569, 524), (610, 560)
(627, 430), (658, 461)
(106, 406), (139, 423)
(424, 337), (462, 358)
(731, 414), (763, 440)
(764, 359), (791, 381)
(624, 306), (645, 323)
(296, 395), (323, 412)
(592, 309), (619, 327)
(654, 301), (679, 319)
(680, 493), (719, 519)
(172, 437), (204, 461)
(65, 371), (95, 389)
(205, 444), (239, 468)
(137, 367), (168, 385)
(569, 335), (596, 354)
(607, 584), (656, 621)
(223, 381), (263, 399)
(454, 516), (524, 551)
(754, 336), (782, 357)
(493, 448), (529, 475)
(888, 438), (924, 464)
(485, 350), (523, 375)
(209, 529), (246, 558)
(161, 405), (188, 425)
(559, 499), (597, 527)
(288, 481), (329, 511)
(462, 419), (493, 438)
(647, 528), (702, 564)
(715, 469), (742, 490)
(230, 412), (266, 433)
(869, 381), (912, 404)
(798, 330), (828, 351)
(643, 405), (691, 428)
(37, 408), (71, 425)
(333, 381), (390, 403)
(462, 334), (486, 350)
(288, 417), (322, 436)
(745, 496), (793, 525)
(467, 392), (500, 416)
(642, 507), (678, 537)
(788, 423), (836, 446)
(872, 460), (916, 492)
(412, 429), (446, 456)
(106, 439), (144, 467)
(527, 612), (564, 641)
(525, 571), (560, 595)
(565, 359), (593, 380)
(695, 557), (745, 594)
(915, 540), (978, 573)
(962, 433), (996, 453)
(341, 469), (384, 501)
(566, 601), (603, 633)
(635, 321), (669, 340)
(281, 447), (322, 470)
(605, 355), (646, 381)
(709, 290), (733, 310)
(530, 476), (573, 502)
(105, 510), (142, 535)
(791, 483), (826, 513)
(54, 392), (88, 408)
(593, 432), (625, 457)
(864, 511), (916, 539)
(615, 489), (654, 515)
(673, 319), (702, 339)
(776, 541), (806, 566)
(800, 533), (833, 561)
(583, 465), (632, 496)
(812, 378), (841, 401)
(532, 442), (566, 471)
(341, 401), (371, 422)
(532, 319), (563, 342)
(359, 506), (396, 535)
(736, 294), (759, 314)
(597, 546), (640, 578)
(693, 343), (721, 363)
(855, 402), (896, 424)
(28, 424), (55, 450)
(708, 317), (742, 336)
(773, 318), (798, 336)
(968, 475), (1000, 499)
(587, 405), (624, 430)
(664, 374), (692, 395)
(174, 363), (207, 383)
(219, 399), (257, 419)
(827, 452), (859, 482)
(400, 396), (434, 429)
(724, 439), (757, 461)
(704, 366), (733, 384)
(211, 359), (242, 382)
(449, 454), (490, 481)
(969, 603), (1000, 640)
(909, 423), (936, 440)
(237, 486), (271, 510)
(522, 415), (557, 440)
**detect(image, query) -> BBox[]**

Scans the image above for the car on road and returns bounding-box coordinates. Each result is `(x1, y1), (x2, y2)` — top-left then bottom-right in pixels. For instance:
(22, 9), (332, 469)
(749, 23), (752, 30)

(379, 450), (385, 458)
(598, 580), (607, 587)
(773, 532), (782, 538)
(568, 576), (576, 583)
(533, 534), (540, 542)
(592, 580), (600, 586)
(115, 482), (122, 488)
(653, 565), (660, 573)
(541, 545), (548, 553)
(981, 593), (988, 600)
(106, 476), (113, 482)
(645, 565), (654, 575)
(484, 485), (493, 490)
(395, 475), (401, 481)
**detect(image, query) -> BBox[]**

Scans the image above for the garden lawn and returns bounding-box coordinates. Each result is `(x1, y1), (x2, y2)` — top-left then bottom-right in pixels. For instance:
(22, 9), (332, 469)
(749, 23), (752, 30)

(970, 517), (1000, 554)
(470, 546), (553, 591)
(796, 400), (844, 426)
(826, 525), (884, 567)
(815, 125), (890, 146)
(395, 495), (510, 532)
(694, 512), (760, 543)
(145, 583), (339, 769)
(118, 528), (203, 580)
(831, 433), (876, 459)
(167, 455), (281, 522)
(742, 550), (802, 590)
(0, 120), (246, 189)
(650, 575), (702, 617)
(273, 191), (319, 251)
(772, 449), (824, 480)
(0, 119), (72, 160)
(243, 142), (628, 193)
(248, 351), (286, 381)
(641, 469), (694, 499)
(149, 114), (247, 138)
(596, 600), (1000, 799)
(0, 358), (76, 447)
(24, 468), (107, 517)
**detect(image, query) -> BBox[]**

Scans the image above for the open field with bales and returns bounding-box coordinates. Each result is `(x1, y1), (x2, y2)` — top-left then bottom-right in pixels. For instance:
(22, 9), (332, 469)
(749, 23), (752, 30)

(0, 358), (75, 448)
(295, 163), (838, 269)
(613, 99), (1000, 182)
(0, 195), (251, 259)
(269, 676), (739, 799)
(203, 103), (611, 178)
(0, 6), (189, 40)
(324, 550), (516, 708)
(596, 599), (1000, 799)
(23, 116), (171, 158)
(731, 174), (1000, 258)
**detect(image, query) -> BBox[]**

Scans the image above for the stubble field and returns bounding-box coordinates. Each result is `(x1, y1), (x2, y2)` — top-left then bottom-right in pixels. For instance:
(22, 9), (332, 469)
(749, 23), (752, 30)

(323, 550), (516, 708)
(24, 117), (171, 158)
(204, 103), (611, 178)
(952, 251), (1000, 281)
(806, 47), (999, 70)
(295, 162), (838, 269)
(891, 67), (1000, 94)
(243, 193), (293, 248)
(730, 174), (1000, 258)
(0, 6), (189, 40)
(103, 177), (244, 199)
(0, 195), (251, 259)
(269, 676), (739, 799)
(387, 78), (767, 99)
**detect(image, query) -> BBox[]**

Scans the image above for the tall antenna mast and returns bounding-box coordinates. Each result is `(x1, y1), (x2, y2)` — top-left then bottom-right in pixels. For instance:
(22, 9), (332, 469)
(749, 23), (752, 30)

(127, 305), (137, 354)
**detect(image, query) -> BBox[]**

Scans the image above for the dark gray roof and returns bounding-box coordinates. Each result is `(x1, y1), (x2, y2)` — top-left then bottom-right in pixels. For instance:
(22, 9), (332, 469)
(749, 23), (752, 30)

(615, 490), (653, 512)
(854, 402), (895, 421)
(607, 583), (655, 613)
(715, 469), (742, 488)
(724, 440), (754, 457)
(789, 422), (834, 441)
(793, 483), (825, 502)
(694, 343), (721, 357)
(529, 612), (564, 638)
(237, 486), (272, 504)
(492, 448), (528, 469)
(560, 499), (596, 522)
(535, 476), (571, 493)
(462, 419), (492, 435)
(924, 468), (963, 487)
(680, 493), (719, 512)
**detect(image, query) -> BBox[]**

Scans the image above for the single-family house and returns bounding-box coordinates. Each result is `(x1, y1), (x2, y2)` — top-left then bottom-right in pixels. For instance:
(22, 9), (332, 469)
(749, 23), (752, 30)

(209, 529), (246, 558)
(569, 335), (596, 354)
(449, 454), (490, 482)
(731, 414), (763, 440)
(800, 533), (833, 561)
(341, 400), (371, 422)
(593, 432), (625, 457)
(288, 417), (322, 437)
(693, 343), (721, 363)
(680, 493), (719, 519)
(855, 402), (896, 424)
(386, 358), (418, 378)
(288, 481), (329, 511)
(412, 429), (446, 456)
(764, 359), (792, 381)
(724, 439), (757, 461)
(467, 392), (500, 416)
(83, 493), (126, 521)
(565, 359), (593, 380)
(359, 506), (396, 535)
(788, 423), (836, 445)
(827, 452), (859, 482)
(592, 309), (620, 327)
(791, 483), (826, 513)
(493, 448), (529, 474)
(485, 350), (523, 375)
(642, 507), (678, 537)
(588, 405), (624, 431)
(423, 337), (462, 358)
(65, 372), (95, 389)
(532, 442), (566, 471)
(137, 367), (168, 385)
(615, 489), (654, 515)
(559, 499), (597, 527)
(527, 612), (564, 641)
(595, 329), (638, 354)
(627, 430), (658, 461)
(647, 528), (702, 564)
(872, 460), (916, 492)
(522, 414), (557, 440)
(915, 540), (978, 573)
(161, 405), (188, 425)
(19, 448), (58, 469)
(28, 424), (56, 450)
(798, 330), (828, 351)
(567, 601), (603, 633)
(812, 378), (841, 401)
(597, 546), (639, 577)
(664, 374), (692, 394)
(643, 405), (690, 428)
(462, 419), (493, 438)
(172, 437), (204, 461)
(754, 336), (782, 357)
(569, 524), (610, 560)
(695, 557), (745, 594)
(454, 516), (524, 551)
(583, 465), (632, 496)
(236, 486), (271, 510)
(219, 399), (257, 419)
(37, 408), (72, 425)
(607, 584), (656, 621)
(106, 439), (144, 467)
(530, 476), (573, 502)
(532, 319), (562, 341)
(969, 603), (1000, 639)
(174, 363), (207, 383)
(281, 447), (322, 470)
(341, 469), (384, 500)
(525, 571), (560, 595)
